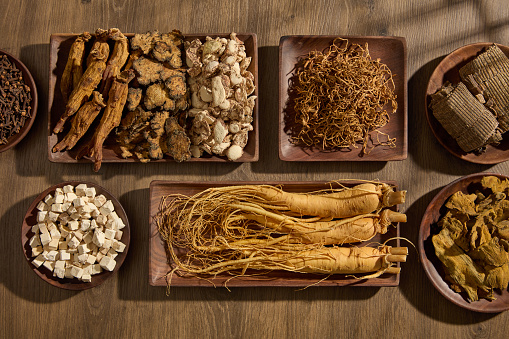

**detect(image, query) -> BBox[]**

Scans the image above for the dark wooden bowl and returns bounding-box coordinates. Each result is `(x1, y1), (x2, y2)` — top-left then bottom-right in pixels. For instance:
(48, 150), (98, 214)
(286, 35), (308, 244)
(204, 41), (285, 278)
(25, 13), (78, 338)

(425, 43), (509, 164)
(419, 173), (509, 312)
(278, 35), (407, 161)
(48, 32), (258, 164)
(149, 180), (402, 287)
(21, 181), (130, 290)
(0, 49), (38, 153)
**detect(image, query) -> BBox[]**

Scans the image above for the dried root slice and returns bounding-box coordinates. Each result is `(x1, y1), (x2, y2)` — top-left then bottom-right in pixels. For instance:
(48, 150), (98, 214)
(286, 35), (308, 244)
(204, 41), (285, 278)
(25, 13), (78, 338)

(430, 82), (501, 153)
(77, 70), (135, 171)
(60, 32), (92, 103)
(52, 91), (106, 152)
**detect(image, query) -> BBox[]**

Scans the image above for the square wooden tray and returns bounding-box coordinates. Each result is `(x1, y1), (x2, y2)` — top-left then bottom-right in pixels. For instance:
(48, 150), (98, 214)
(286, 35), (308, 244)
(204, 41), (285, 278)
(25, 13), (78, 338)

(279, 35), (407, 161)
(149, 180), (402, 287)
(48, 32), (259, 163)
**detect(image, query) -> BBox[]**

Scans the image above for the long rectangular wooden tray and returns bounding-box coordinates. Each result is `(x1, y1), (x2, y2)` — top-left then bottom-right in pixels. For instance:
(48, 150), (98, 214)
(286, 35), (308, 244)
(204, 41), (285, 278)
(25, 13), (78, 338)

(149, 180), (402, 287)
(48, 32), (259, 163)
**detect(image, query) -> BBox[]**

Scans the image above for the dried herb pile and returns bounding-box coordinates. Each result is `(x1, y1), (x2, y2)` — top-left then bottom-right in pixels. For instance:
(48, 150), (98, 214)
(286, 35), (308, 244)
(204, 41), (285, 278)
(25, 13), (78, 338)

(433, 176), (509, 302)
(291, 38), (398, 155)
(0, 55), (32, 144)
(430, 44), (509, 153)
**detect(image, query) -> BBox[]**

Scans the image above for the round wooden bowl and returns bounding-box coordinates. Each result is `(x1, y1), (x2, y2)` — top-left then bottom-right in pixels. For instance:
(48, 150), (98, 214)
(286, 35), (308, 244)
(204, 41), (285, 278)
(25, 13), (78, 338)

(0, 49), (38, 153)
(419, 173), (509, 312)
(21, 181), (130, 290)
(425, 43), (509, 164)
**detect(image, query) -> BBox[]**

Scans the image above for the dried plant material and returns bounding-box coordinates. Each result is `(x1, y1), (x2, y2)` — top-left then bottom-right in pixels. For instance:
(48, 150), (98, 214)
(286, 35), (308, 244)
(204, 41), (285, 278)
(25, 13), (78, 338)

(430, 82), (502, 153)
(164, 116), (191, 162)
(100, 28), (129, 97)
(184, 32), (256, 160)
(433, 228), (488, 302)
(459, 44), (509, 132)
(433, 175), (509, 302)
(60, 32), (92, 103)
(52, 91), (106, 152)
(290, 38), (397, 156)
(155, 181), (407, 286)
(77, 70), (135, 171)
(54, 30), (110, 134)
(117, 30), (189, 163)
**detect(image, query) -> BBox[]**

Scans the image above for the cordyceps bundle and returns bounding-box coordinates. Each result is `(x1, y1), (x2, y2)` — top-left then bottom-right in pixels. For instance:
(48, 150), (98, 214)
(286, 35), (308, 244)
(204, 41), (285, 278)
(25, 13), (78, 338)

(290, 38), (398, 156)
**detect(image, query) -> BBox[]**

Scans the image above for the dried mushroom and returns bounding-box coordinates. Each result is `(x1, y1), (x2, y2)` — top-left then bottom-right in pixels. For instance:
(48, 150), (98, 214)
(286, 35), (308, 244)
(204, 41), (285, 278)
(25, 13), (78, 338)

(433, 176), (509, 302)
(184, 32), (256, 161)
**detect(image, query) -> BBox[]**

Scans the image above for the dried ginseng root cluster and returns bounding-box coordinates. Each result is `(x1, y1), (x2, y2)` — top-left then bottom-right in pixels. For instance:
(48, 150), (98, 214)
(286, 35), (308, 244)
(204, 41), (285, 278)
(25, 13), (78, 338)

(53, 28), (134, 171)
(156, 181), (408, 288)
(185, 33), (256, 161)
(290, 38), (398, 156)
(430, 44), (509, 153)
(433, 176), (509, 302)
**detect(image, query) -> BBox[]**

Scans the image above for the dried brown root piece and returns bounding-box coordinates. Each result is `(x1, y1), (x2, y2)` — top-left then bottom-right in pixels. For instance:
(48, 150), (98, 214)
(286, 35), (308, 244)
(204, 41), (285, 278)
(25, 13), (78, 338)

(77, 69), (135, 172)
(54, 30), (110, 134)
(100, 28), (129, 97)
(165, 74), (186, 99)
(131, 30), (183, 68)
(144, 83), (175, 111)
(164, 116), (191, 162)
(141, 111), (170, 160)
(132, 57), (182, 85)
(116, 106), (154, 158)
(60, 32), (92, 103)
(126, 87), (143, 111)
(52, 91), (106, 152)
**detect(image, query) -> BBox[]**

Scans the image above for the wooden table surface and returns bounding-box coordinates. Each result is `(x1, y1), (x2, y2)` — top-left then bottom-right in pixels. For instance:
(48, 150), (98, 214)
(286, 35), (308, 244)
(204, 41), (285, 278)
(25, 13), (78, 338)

(2, 0), (509, 338)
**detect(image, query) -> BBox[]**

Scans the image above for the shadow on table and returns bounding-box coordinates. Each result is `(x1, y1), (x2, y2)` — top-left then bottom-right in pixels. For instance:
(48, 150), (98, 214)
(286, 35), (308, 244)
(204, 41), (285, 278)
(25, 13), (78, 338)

(399, 187), (499, 323)
(0, 195), (77, 302)
(407, 56), (493, 176)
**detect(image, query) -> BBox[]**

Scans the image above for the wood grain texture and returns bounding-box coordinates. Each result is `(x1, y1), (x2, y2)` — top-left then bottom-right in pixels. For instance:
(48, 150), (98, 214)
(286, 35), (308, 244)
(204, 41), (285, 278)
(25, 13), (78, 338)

(1, 0), (509, 338)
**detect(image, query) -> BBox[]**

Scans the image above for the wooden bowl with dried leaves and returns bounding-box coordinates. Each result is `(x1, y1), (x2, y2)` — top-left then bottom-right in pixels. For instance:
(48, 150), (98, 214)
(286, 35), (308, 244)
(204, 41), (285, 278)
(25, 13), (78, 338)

(419, 173), (509, 312)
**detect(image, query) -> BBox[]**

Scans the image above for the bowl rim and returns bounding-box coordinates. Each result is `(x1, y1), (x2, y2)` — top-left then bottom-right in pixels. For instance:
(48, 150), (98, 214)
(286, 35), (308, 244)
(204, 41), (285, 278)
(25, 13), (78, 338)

(21, 181), (130, 290)
(0, 48), (38, 153)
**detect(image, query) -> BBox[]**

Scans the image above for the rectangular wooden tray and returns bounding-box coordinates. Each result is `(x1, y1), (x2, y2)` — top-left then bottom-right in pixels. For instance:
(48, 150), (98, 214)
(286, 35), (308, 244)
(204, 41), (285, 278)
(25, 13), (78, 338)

(149, 180), (402, 287)
(48, 32), (259, 163)
(278, 35), (407, 161)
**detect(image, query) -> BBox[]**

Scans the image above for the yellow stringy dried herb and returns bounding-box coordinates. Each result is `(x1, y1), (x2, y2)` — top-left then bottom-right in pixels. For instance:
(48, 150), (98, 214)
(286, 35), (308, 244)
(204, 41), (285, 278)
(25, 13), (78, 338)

(291, 38), (398, 155)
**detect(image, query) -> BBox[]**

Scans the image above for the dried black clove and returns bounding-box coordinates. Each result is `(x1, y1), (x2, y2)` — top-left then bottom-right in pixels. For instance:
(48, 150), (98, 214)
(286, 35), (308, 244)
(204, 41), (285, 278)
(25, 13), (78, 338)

(0, 54), (32, 144)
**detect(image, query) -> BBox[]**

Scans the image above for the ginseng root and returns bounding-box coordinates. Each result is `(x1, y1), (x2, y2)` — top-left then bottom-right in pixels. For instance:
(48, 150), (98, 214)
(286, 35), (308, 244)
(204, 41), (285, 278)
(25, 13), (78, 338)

(77, 69), (135, 171)
(54, 29), (110, 134)
(60, 32), (91, 103)
(52, 91), (106, 152)
(100, 28), (129, 97)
